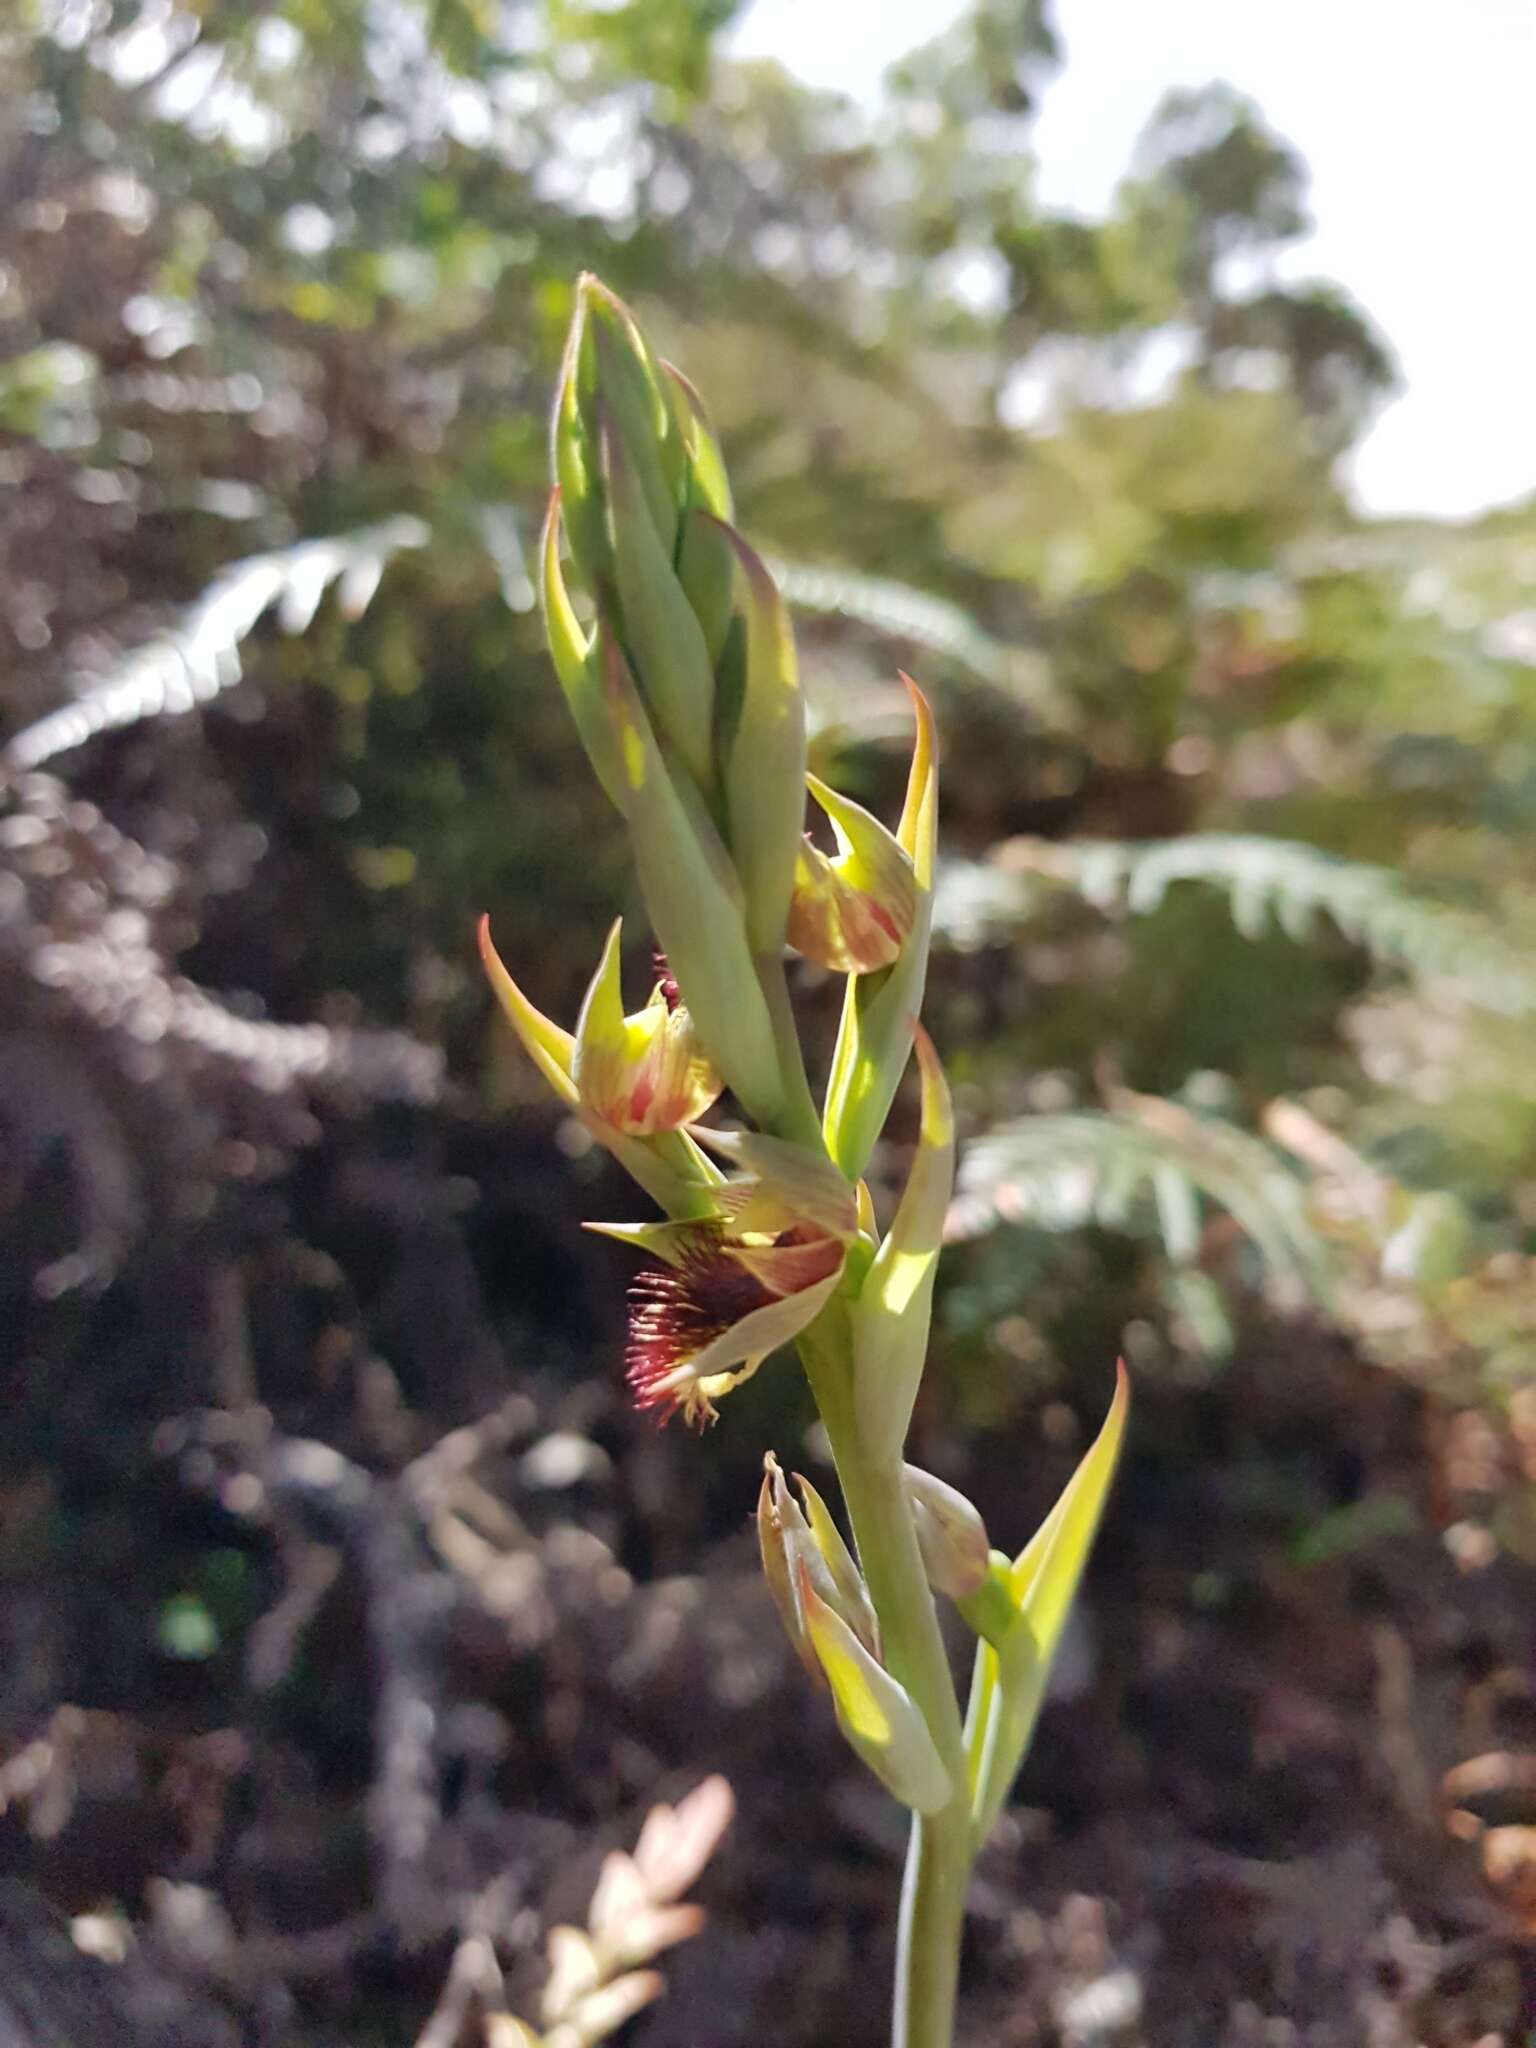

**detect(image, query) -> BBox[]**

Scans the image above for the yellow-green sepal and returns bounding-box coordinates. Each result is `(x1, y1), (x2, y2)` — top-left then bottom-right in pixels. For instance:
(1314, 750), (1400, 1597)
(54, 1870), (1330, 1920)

(822, 676), (938, 1180)
(478, 914), (578, 1105)
(849, 1024), (954, 1464)
(585, 290), (682, 552)
(665, 365), (736, 664)
(539, 493), (626, 810)
(686, 1125), (858, 1239)
(600, 418), (715, 791)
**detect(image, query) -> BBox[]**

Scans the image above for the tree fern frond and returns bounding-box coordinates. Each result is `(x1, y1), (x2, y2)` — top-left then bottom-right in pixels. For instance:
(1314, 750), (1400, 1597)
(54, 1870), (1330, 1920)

(1, 766), (446, 1107)
(938, 834), (1536, 1015)
(7, 516), (429, 770)
(766, 555), (1066, 720)
(948, 1100), (1333, 1314)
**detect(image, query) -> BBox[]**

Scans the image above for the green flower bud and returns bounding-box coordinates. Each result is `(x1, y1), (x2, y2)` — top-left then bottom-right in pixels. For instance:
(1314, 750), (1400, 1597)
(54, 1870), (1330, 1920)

(552, 274), (682, 598)
(600, 416), (716, 790)
(903, 1465), (990, 1601)
(676, 507), (737, 671)
(664, 369), (736, 663)
(796, 1560), (950, 1814)
(757, 1453), (879, 1678)
(709, 520), (807, 954)
(596, 634), (789, 1132)
(660, 361), (733, 521)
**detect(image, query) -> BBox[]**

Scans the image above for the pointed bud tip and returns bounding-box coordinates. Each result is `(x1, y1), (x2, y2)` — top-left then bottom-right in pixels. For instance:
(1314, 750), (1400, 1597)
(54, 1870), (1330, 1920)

(897, 670), (932, 721)
(911, 1021), (954, 1150)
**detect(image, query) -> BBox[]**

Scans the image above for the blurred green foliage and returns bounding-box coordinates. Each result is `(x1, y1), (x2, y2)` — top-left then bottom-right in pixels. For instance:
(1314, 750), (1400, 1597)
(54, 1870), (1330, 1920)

(7, 0), (1536, 1459)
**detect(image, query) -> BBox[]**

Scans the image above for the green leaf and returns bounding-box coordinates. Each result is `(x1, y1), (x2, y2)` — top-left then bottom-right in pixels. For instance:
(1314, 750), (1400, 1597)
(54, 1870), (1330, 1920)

(850, 1023), (954, 1462)
(967, 1363), (1129, 1844)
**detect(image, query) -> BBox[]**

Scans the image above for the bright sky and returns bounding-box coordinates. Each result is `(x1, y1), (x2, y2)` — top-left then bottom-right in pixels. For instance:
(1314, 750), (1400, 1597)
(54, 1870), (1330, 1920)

(726, 0), (1536, 522)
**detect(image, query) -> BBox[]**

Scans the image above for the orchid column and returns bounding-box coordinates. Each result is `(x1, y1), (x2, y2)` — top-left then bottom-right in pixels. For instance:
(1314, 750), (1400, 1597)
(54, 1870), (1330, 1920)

(480, 275), (1127, 2048)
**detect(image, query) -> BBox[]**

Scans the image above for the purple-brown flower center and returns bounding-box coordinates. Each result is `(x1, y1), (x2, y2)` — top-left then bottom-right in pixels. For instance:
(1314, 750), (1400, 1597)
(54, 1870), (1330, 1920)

(626, 1229), (772, 1415)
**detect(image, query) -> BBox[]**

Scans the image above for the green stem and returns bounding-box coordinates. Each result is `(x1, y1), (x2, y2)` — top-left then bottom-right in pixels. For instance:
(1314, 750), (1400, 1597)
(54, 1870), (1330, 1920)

(798, 1309), (972, 2048)
(754, 949), (826, 1152)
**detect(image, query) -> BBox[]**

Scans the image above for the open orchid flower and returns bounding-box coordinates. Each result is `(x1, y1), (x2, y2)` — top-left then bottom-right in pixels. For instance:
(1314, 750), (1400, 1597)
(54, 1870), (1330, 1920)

(591, 1137), (857, 1426)
(621, 1220), (845, 1426)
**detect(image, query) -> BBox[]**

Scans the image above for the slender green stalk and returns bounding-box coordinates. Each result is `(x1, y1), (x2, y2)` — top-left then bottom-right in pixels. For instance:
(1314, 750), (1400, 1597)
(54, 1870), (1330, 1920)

(753, 949), (826, 1153)
(798, 1309), (972, 2048)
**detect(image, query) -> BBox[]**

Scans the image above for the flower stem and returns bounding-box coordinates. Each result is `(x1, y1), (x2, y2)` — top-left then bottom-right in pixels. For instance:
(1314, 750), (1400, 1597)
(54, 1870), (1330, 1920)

(753, 950), (826, 1152)
(797, 1308), (972, 2048)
